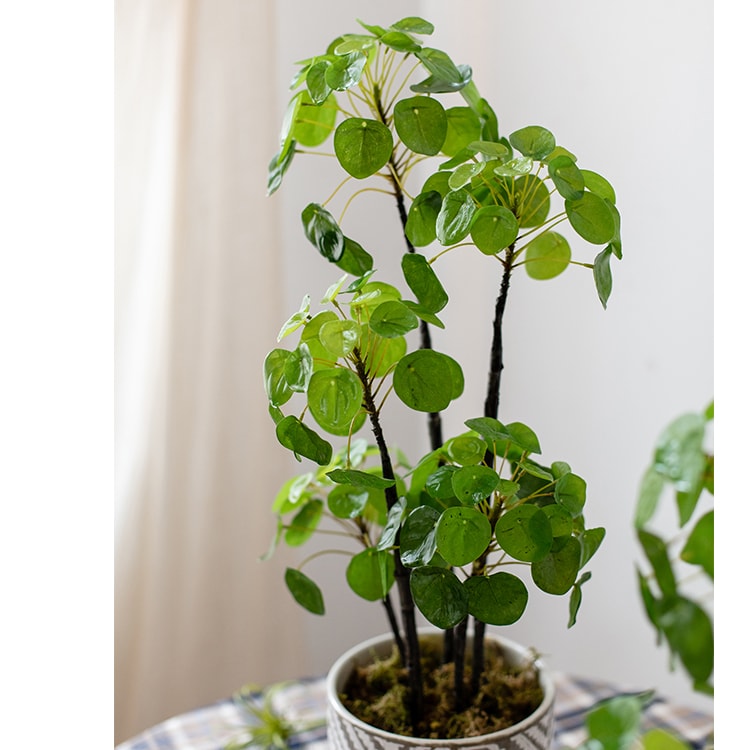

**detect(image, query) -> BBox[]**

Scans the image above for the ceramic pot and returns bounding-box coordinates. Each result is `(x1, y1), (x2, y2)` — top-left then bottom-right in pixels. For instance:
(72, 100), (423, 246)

(326, 629), (555, 750)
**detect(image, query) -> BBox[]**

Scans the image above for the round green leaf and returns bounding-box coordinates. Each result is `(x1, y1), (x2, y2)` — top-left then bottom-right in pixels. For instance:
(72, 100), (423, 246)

(495, 505), (553, 562)
(328, 484), (369, 519)
(465, 572), (529, 625)
(470, 205), (519, 255)
(421, 170), (452, 197)
(293, 90), (337, 147)
(531, 536), (581, 594)
(275, 415), (333, 465)
(542, 505), (574, 538)
(554, 472), (587, 517)
(442, 107), (482, 157)
(346, 548), (395, 601)
(405, 190), (442, 247)
(336, 236), (374, 276)
(392, 17), (434, 35)
(263, 349), (294, 407)
(400, 506), (440, 567)
(283, 343), (313, 393)
(492, 156), (533, 177)
(301, 203), (344, 261)
(325, 51), (367, 91)
(334, 118), (393, 179)
(566, 192), (616, 244)
(319, 319), (360, 358)
(285, 568), (325, 615)
(659, 596), (713, 683)
(306, 60), (332, 104)
(410, 566), (468, 628)
(425, 465), (459, 500)
(509, 125), (556, 160)
(393, 350), (460, 412)
(307, 368), (363, 436)
(436, 189), (476, 245)
(300, 311), (338, 369)
(505, 422), (542, 454)
(285, 499), (323, 546)
(369, 300), (419, 338)
(548, 155), (585, 200)
(451, 466), (500, 505)
(581, 169), (616, 204)
(435, 506), (492, 566)
(380, 30), (421, 53)
(448, 161), (484, 190)
(680, 510), (713, 579)
(394, 96), (447, 155)
(524, 231), (571, 280)
(401, 252), (448, 313)
(444, 435), (486, 466)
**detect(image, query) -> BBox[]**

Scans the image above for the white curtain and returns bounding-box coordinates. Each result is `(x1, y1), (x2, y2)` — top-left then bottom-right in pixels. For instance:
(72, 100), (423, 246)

(115, 1), (306, 742)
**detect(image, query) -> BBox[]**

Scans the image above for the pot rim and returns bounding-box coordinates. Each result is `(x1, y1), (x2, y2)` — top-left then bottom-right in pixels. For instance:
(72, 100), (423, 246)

(326, 627), (555, 746)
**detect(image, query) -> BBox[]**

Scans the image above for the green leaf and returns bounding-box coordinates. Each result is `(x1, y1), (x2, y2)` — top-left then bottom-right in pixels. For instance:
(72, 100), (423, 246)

(283, 343), (313, 393)
(492, 156), (533, 177)
(495, 505), (554, 562)
(548, 155), (585, 200)
(335, 236), (373, 276)
(425, 465), (459, 500)
(293, 90), (337, 147)
(400, 506), (440, 567)
(444, 435), (487, 466)
(379, 30), (420, 53)
(465, 416), (509, 442)
(566, 192), (616, 244)
(567, 571), (592, 628)
(393, 350), (462, 412)
(467, 140), (509, 159)
(436, 188), (476, 245)
(334, 118), (393, 179)
(401, 300), (445, 329)
(305, 60), (332, 104)
(638, 529), (677, 597)
(509, 125), (556, 160)
(401, 253), (448, 312)
(435, 506), (491, 566)
(465, 572), (528, 625)
(299, 311), (338, 369)
(531, 536), (581, 594)
(346, 548), (395, 601)
(378, 498), (407, 551)
(328, 484), (369, 519)
(410, 566), (468, 628)
(275, 415), (333, 465)
(441, 107), (482, 156)
(448, 161), (484, 190)
(635, 466), (666, 528)
(593, 245), (614, 309)
(267, 142), (296, 196)
(414, 48), (466, 92)
(393, 96), (447, 155)
(319, 319), (360, 358)
(391, 17), (434, 35)
(554, 472), (587, 517)
(680, 510), (713, 579)
(524, 232), (571, 280)
(659, 596), (713, 683)
(642, 728), (692, 749)
(514, 174), (551, 228)
(405, 190), (442, 246)
(325, 51), (367, 91)
(263, 349), (294, 407)
(369, 300), (419, 338)
(301, 203), (344, 261)
(585, 695), (644, 749)
(326, 468), (396, 490)
(470, 205), (519, 255)
(506, 422), (542, 454)
(307, 368), (364, 436)
(451, 466), (500, 505)
(358, 326), (407, 377)
(580, 527), (605, 567)
(285, 568), (325, 615)
(285, 499), (323, 546)
(581, 169), (617, 204)
(653, 412), (707, 494)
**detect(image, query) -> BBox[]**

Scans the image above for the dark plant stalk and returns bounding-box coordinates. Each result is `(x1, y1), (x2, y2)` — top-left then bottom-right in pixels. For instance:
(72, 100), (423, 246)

(453, 618), (469, 711)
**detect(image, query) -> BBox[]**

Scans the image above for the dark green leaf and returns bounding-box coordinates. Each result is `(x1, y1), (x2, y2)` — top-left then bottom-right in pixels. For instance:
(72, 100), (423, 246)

(465, 416), (509, 442)
(638, 529), (677, 597)
(369, 300), (419, 338)
(659, 596), (713, 683)
(378, 498), (407, 551)
(400, 506), (440, 567)
(401, 300), (445, 329)
(346, 548), (395, 601)
(275, 415), (333, 465)
(336, 236), (374, 275)
(444, 435), (486, 466)
(506, 422), (542, 454)
(393, 96), (447, 155)
(380, 30), (420, 52)
(263, 349), (294, 407)
(451, 466), (500, 505)
(524, 232), (571, 280)
(326, 468), (396, 490)
(307, 368), (364, 436)
(593, 245), (614, 308)
(285, 499), (323, 546)
(554, 472), (587, 517)
(465, 572), (528, 625)
(580, 527), (605, 567)
(393, 350), (461, 412)
(470, 205), (519, 255)
(401, 253), (448, 312)
(328, 484), (369, 519)
(467, 140), (510, 159)
(391, 17), (434, 35)
(565, 192), (616, 244)
(334, 118), (393, 179)
(425, 465), (459, 500)
(267, 142), (296, 196)
(531, 536), (581, 594)
(581, 169), (617, 204)
(495, 505), (554, 562)
(567, 571), (592, 628)
(542, 505), (573, 538)
(680, 511), (713, 579)
(548, 155), (585, 200)
(285, 568), (325, 615)
(509, 125), (556, 160)
(410, 566), (468, 628)
(436, 188), (476, 245)
(405, 190), (442, 246)
(301, 203), (344, 261)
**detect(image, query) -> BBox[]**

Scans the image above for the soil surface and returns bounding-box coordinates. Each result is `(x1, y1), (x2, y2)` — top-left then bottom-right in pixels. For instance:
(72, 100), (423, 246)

(339, 634), (544, 739)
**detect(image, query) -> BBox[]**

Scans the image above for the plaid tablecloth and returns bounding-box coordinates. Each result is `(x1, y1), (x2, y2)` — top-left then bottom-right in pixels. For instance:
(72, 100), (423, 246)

(117, 673), (713, 750)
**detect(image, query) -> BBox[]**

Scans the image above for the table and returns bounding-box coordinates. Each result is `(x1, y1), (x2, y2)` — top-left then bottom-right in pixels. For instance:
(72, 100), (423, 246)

(116, 673), (713, 750)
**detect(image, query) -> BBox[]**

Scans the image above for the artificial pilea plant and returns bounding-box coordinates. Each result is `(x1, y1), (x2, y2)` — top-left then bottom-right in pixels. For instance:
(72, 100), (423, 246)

(634, 401), (714, 695)
(263, 16), (621, 735)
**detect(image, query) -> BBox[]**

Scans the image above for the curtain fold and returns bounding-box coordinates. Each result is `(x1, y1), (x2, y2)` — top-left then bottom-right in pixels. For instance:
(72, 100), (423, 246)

(115, 1), (306, 743)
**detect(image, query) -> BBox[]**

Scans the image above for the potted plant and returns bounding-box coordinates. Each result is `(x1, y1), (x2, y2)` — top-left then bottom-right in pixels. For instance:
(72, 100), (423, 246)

(262, 15), (622, 747)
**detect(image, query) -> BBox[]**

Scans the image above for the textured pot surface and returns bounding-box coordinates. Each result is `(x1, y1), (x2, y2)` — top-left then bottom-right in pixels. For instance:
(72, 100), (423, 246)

(326, 630), (555, 750)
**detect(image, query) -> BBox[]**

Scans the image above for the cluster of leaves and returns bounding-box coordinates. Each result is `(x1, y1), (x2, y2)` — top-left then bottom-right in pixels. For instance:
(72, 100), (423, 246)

(634, 402), (714, 695)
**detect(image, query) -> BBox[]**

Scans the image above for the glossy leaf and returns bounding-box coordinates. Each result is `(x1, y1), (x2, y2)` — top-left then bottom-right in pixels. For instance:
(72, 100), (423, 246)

(464, 416), (509, 443)
(554, 472), (587, 517)
(319, 319), (360, 358)
(326, 468), (396, 490)
(444, 435), (486, 466)
(377, 498), (407, 551)
(328, 484), (369, 519)
(509, 125), (555, 160)
(263, 349), (294, 407)
(336, 236), (374, 275)
(594, 245), (614, 308)
(380, 30), (421, 52)
(275, 415), (333, 465)
(300, 311), (338, 369)
(293, 90), (337, 147)
(283, 343), (313, 393)
(401, 252), (448, 312)
(548, 155), (585, 200)
(285, 568), (325, 615)
(326, 51), (367, 91)
(394, 96), (447, 155)
(441, 107), (482, 156)
(400, 506), (440, 567)
(470, 205), (519, 255)
(566, 192), (616, 244)
(285, 499), (323, 546)
(392, 17), (434, 35)
(506, 422), (542, 454)
(369, 300), (419, 338)
(307, 368), (363, 436)
(451, 466), (500, 505)
(524, 231), (571, 280)
(436, 188), (475, 245)
(448, 161), (484, 190)
(567, 571), (592, 628)
(410, 566), (468, 629)
(435, 506), (491, 566)
(334, 118), (393, 179)
(680, 511), (713, 579)
(531, 536), (581, 594)
(400, 300), (445, 329)
(495, 505), (554, 562)
(306, 60), (332, 104)
(301, 203), (344, 261)
(413, 48), (468, 95)
(581, 169), (617, 204)
(465, 572), (528, 626)
(393, 350), (461, 412)
(492, 156), (533, 177)
(405, 190), (442, 246)
(653, 412), (707, 494)
(425, 465), (459, 500)
(346, 548), (395, 601)
(267, 141), (296, 196)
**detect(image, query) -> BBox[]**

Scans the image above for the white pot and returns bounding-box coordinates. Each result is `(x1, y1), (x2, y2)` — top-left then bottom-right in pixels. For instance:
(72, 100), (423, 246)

(326, 630), (555, 750)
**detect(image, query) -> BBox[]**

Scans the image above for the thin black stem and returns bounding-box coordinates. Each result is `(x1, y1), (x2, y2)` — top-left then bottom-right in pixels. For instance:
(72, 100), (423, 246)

(382, 594), (406, 665)
(453, 618), (468, 711)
